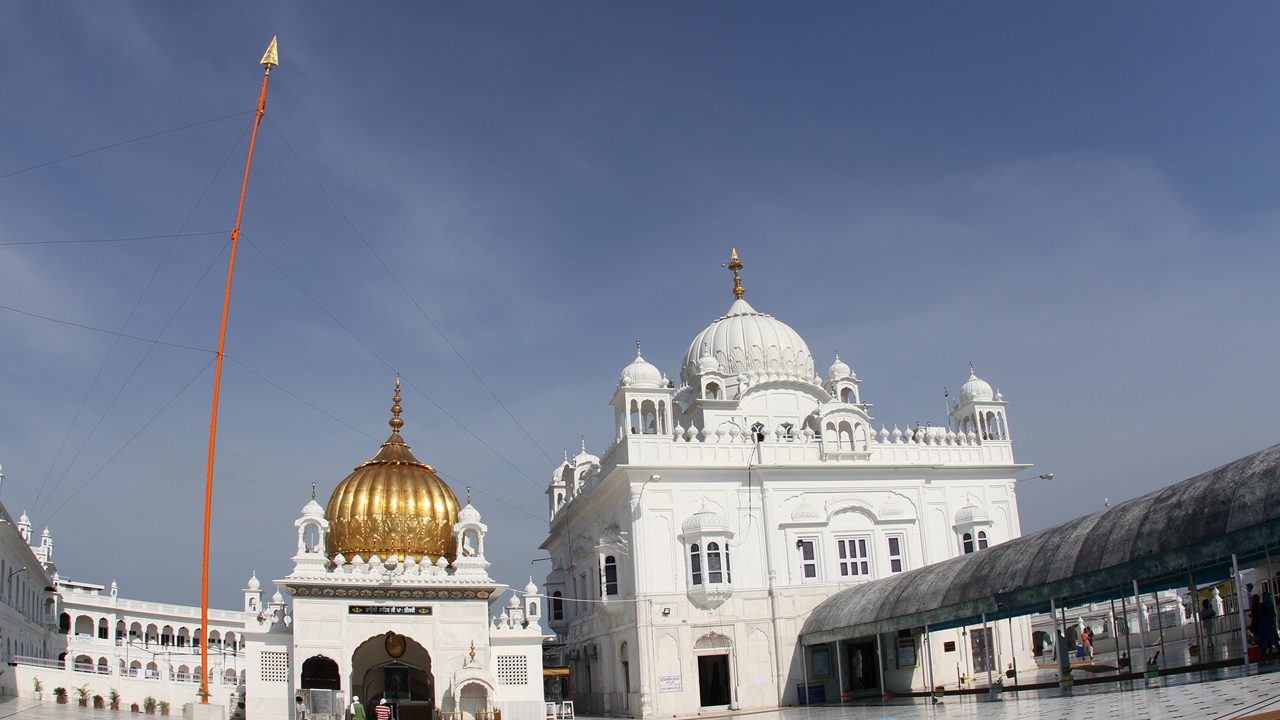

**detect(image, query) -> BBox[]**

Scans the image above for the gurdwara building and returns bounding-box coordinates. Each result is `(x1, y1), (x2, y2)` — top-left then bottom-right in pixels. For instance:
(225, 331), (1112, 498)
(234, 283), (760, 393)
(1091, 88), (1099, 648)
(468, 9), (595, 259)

(541, 252), (1032, 717)
(11, 384), (546, 720)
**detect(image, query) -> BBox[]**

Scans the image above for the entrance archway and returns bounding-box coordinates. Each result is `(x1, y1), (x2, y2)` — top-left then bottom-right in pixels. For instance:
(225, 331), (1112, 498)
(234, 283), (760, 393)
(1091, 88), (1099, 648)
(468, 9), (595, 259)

(302, 655), (341, 690)
(350, 633), (435, 720)
(693, 633), (734, 708)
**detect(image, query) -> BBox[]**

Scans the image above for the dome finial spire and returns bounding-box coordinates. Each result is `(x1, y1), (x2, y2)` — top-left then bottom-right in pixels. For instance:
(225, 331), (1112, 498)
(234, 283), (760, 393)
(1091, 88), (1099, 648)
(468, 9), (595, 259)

(390, 375), (404, 432)
(725, 248), (745, 300)
(969, 361), (976, 378)
(636, 340), (642, 358)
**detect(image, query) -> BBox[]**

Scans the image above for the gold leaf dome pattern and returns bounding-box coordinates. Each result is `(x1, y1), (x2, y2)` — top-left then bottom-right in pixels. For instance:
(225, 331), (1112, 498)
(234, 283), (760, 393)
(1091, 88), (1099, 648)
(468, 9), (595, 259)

(325, 379), (460, 563)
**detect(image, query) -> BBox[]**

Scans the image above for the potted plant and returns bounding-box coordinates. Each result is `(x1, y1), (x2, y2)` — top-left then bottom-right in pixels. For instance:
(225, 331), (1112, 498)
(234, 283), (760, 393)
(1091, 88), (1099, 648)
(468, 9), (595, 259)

(54, 687), (68, 704)
(94, 695), (105, 710)
(110, 689), (121, 711)
(32, 677), (43, 701)
(143, 697), (157, 714)
(77, 685), (91, 707)
(130, 702), (140, 714)
(159, 701), (170, 716)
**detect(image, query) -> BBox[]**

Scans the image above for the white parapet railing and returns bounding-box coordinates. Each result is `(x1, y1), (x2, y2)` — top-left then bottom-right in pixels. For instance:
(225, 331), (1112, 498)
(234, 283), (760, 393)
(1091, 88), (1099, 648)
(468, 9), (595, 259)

(14, 655), (63, 670)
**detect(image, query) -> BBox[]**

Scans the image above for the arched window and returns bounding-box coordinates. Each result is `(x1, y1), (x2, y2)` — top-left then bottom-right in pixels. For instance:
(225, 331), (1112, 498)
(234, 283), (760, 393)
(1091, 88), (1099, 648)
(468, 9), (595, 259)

(640, 400), (657, 434)
(603, 556), (619, 596)
(840, 387), (852, 402)
(528, 601), (538, 616)
(977, 531), (989, 550)
(551, 592), (564, 621)
(629, 400), (640, 434)
(706, 382), (720, 400)
(690, 543), (703, 586)
(706, 542), (724, 584)
(962, 532), (974, 554)
(98, 618), (109, 640)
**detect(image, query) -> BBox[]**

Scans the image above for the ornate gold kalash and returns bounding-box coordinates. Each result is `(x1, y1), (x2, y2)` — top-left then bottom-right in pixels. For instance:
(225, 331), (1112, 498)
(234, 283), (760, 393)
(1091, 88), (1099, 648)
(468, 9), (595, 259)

(325, 378), (461, 563)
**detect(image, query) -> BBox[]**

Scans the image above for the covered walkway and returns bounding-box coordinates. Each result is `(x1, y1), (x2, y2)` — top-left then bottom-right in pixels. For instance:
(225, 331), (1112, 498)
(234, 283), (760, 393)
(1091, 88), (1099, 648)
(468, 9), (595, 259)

(799, 442), (1280, 697)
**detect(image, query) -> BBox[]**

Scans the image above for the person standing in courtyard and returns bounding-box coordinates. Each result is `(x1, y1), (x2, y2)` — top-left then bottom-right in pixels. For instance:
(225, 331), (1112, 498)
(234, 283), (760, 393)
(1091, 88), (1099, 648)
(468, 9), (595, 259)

(349, 695), (365, 720)
(1202, 597), (1218, 647)
(295, 695), (308, 720)
(374, 698), (392, 720)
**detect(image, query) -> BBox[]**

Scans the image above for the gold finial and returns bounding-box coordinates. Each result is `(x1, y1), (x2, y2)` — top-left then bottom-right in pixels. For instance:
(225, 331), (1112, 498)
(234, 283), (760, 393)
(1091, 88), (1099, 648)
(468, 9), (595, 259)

(260, 36), (280, 70)
(390, 375), (404, 432)
(726, 248), (744, 300)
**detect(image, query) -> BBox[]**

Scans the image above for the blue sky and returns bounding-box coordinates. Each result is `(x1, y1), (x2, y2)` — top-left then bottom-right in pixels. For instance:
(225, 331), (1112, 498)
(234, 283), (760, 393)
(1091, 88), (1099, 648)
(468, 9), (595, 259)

(0, 3), (1278, 608)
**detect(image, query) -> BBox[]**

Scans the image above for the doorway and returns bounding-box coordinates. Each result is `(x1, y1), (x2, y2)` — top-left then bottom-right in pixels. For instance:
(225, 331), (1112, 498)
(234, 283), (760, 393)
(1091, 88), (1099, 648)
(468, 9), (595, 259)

(843, 640), (879, 696)
(697, 654), (731, 707)
(302, 655), (341, 691)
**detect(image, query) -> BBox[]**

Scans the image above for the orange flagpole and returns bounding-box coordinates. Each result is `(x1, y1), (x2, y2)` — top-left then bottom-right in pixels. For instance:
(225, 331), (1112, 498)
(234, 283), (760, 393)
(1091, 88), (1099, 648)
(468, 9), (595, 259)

(200, 36), (278, 705)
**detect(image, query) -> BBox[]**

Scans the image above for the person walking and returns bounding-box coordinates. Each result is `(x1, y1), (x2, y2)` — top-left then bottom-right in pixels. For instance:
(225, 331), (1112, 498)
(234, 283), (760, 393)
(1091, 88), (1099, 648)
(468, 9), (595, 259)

(374, 698), (392, 720)
(349, 695), (366, 720)
(1082, 626), (1094, 660)
(1259, 591), (1280, 656)
(295, 696), (308, 720)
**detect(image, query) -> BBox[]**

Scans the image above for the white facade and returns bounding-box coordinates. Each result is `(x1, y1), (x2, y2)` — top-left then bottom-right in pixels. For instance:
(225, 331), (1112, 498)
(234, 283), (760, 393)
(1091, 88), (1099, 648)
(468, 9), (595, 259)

(542, 264), (1032, 716)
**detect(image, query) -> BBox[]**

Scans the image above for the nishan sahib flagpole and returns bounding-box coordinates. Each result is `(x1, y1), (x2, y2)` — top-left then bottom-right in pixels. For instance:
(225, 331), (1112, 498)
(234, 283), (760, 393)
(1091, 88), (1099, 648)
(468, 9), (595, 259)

(200, 35), (279, 705)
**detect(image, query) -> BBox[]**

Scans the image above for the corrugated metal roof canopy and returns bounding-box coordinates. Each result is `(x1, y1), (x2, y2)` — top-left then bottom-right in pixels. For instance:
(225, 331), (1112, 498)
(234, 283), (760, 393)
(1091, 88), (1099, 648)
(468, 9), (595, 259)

(801, 443), (1280, 645)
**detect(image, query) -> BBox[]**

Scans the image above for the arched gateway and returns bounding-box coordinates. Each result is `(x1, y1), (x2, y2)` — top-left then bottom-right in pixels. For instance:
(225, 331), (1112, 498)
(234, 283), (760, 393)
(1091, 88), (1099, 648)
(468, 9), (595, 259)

(351, 633), (434, 715)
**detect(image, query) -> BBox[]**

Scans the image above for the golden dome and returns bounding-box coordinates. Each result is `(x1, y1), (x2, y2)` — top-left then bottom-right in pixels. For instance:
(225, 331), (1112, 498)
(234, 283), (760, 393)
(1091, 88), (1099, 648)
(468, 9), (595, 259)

(325, 378), (460, 563)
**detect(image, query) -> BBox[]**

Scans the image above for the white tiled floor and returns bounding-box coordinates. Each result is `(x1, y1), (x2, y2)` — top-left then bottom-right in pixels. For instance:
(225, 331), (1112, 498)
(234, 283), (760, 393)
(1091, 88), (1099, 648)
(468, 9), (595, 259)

(4, 671), (1280, 720)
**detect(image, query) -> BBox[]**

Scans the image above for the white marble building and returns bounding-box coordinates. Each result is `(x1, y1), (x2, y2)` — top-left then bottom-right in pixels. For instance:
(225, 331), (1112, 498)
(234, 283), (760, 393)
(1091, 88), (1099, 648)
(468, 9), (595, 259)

(541, 251), (1031, 716)
(10, 385), (545, 720)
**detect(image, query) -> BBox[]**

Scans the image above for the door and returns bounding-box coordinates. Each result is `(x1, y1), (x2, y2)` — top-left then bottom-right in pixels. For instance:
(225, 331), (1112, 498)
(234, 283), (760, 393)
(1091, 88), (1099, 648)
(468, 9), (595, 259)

(697, 654), (731, 707)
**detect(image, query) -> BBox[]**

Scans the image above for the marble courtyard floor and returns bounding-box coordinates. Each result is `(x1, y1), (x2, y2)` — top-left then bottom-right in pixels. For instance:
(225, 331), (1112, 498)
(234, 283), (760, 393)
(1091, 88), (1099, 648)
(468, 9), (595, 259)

(5, 668), (1280, 720)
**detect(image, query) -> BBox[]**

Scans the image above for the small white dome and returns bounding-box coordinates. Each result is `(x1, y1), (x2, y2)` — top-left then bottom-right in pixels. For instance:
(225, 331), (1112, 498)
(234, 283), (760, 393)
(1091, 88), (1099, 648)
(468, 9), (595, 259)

(301, 499), (324, 517)
(271, 590), (284, 604)
(955, 500), (990, 526)
(458, 503), (481, 525)
(18, 512), (29, 524)
(696, 348), (720, 375)
(247, 572), (261, 591)
(681, 510), (732, 536)
(827, 353), (853, 382)
(960, 367), (994, 403)
(525, 577), (538, 595)
(621, 345), (664, 388)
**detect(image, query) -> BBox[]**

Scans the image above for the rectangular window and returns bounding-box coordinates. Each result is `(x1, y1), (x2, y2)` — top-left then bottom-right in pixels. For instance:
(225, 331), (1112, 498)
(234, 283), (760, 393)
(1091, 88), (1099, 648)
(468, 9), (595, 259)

(836, 536), (871, 578)
(798, 538), (820, 582)
(886, 534), (906, 574)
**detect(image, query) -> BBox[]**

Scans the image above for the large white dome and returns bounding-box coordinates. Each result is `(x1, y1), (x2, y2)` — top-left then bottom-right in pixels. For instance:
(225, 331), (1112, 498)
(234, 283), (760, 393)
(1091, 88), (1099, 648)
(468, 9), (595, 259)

(682, 298), (816, 386)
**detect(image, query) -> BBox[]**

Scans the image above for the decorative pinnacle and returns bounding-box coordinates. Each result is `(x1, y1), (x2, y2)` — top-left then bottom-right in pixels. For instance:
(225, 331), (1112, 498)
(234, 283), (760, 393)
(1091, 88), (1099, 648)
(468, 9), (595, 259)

(969, 361), (976, 377)
(390, 375), (404, 432)
(260, 36), (280, 70)
(581, 436), (587, 453)
(726, 248), (744, 300)
(636, 340), (642, 358)
(311, 482), (316, 501)
(467, 486), (472, 504)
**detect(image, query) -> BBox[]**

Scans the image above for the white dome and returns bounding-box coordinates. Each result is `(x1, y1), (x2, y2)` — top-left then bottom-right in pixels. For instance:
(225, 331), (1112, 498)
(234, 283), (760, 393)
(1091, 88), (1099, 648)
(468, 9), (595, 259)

(960, 368), (994, 403)
(458, 502), (481, 525)
(682, 298), (816, 387)
(681, 510), (732, 536)
(271, 590), (284, 604)
(620, 345), (664, 388)
(525, 577), (538, 594)
(247, 572), (261, 591)
(827, 353), (853, 382)
(955, 500), (991, 526)
(301, 499), (324, 517)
